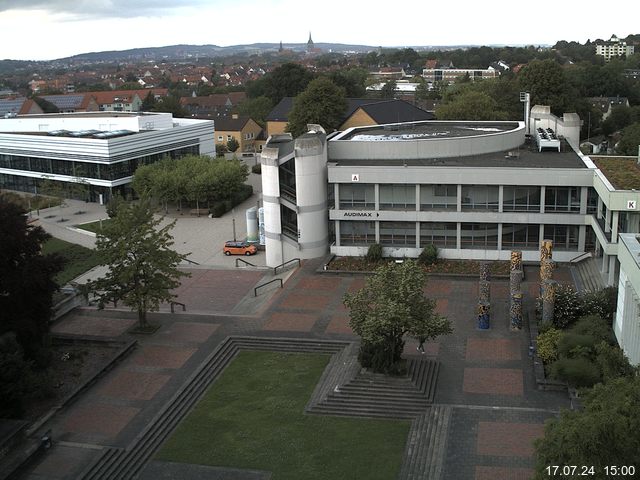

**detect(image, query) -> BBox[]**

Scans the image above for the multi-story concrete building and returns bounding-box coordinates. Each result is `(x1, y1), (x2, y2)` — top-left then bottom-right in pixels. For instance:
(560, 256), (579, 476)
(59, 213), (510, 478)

(422, 67), (498, 84)
(614, 233), (640, 366)
(0, 111), (214, 202)
(595, 35), (635, 61)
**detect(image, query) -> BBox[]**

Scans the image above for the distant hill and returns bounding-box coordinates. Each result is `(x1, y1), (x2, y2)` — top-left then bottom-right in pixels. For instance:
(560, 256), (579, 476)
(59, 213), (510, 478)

(60, 42), (379, 62)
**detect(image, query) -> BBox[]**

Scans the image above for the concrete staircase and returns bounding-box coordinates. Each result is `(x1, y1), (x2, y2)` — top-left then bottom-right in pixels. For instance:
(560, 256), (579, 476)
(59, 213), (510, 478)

(307, 358), (439, 419)
(571, 257), (606, 293)
(78, 336), (348, 480)
(398, 405), (452, 480)
(78, 336), (445, 480)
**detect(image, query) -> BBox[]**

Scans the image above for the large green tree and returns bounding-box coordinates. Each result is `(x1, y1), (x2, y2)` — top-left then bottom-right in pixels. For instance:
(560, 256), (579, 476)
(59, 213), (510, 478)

(534, 376), (640, 478)
(343, 260), (453, 373)
(247, 63), (315, 104)
(518, 59), (578, 115)
(88, 198), (190, 328)
(286, 77), (347, 138)
(0, 197), (62, 364)
(616, 122), (640, 156)
(436, 89), (508, 120)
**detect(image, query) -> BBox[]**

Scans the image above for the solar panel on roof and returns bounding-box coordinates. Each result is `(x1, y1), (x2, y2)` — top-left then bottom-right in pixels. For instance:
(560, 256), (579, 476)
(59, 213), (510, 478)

(42, 95), (85, 109)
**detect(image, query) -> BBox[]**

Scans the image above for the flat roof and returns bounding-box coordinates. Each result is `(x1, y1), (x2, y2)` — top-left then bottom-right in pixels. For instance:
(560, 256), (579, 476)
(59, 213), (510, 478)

(329, 140), (586, 169)
(335, 121), (520, 141)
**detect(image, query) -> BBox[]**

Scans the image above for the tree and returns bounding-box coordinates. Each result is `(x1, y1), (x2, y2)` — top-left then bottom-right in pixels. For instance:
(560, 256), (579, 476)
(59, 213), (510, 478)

(237, 96), (273, 127)
(380, 80), (397, 99)
(286, 77), (347, 138)
(517, 59), (578, 115)
(227, 137), (239, 153)
(329, 68), (369, 97)
(436, 90), (507, 120)
(248, 63), (315, 104)
(153, 95), (187, 117)
(140, 91), (158, 111)
(343, 260), (453, 373)
(533, 376), (640, 478)
(88, 198), (190, 328)
(0, 197), (62, 365)
(616, 122), (640, 155)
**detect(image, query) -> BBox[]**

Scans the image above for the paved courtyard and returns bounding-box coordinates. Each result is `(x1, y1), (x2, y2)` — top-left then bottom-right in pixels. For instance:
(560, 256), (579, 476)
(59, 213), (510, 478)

(21, 257), (570, 480)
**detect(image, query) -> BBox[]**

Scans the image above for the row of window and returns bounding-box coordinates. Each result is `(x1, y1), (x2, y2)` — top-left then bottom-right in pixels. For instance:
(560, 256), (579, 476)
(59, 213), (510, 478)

(0, 145), (199, 181)
(337, 184), (596, 213)
(339, 221), (581, 251)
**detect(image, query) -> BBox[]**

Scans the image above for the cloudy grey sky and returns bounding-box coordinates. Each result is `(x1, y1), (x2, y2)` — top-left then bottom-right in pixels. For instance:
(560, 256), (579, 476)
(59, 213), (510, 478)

(0, 0), (637, 60)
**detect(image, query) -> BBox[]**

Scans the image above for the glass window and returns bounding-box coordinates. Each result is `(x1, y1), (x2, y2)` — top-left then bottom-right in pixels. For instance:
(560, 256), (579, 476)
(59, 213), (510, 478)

(281, 205), (298, 240)
(461, 223), (499, 249)
(587, 187), (598, 214)
(544, 187), (580, 213)
(502, 224), (540, 249)
(30, 157), (52, 174)
(380, 221), (416, 247)
(51, 159), (74, 176)
(339, 184), (375, 210)
(544, 224), (579, 250)
(420, 184), (457, 210)
(379, 184), (416, 210)
(420, 222), (457, 248)
(503, 186), (541, 212)
(461, 185), (499, 211)
(340, 221), (376, 245)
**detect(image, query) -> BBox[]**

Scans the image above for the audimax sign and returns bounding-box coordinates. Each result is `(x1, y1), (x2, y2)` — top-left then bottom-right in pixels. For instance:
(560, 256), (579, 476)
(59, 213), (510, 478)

(343, 212), (380, 217)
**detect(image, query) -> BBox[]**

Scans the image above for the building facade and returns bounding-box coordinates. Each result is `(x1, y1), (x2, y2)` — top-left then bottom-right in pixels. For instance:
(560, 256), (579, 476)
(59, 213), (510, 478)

(614, 234), (640, 366)
(0, 112), (214, 202)
(595, 35), (635, 61)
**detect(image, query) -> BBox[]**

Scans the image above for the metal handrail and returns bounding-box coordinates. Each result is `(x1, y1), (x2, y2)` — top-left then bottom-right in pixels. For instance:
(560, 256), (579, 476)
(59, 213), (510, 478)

(170, 301), (186, 313)
(273, 258), (301, 275)
(254, 278), (283, 296)
(236, 258), (257, 268)
(569, 251), (592, 264)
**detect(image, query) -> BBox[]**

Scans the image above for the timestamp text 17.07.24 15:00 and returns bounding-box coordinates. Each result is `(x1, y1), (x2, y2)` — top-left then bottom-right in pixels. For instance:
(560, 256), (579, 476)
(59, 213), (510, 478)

(545, 465), (636, 476)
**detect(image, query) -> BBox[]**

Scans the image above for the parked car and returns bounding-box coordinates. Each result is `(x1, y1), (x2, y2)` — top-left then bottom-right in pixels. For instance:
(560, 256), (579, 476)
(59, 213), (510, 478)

(223, 241), (258, 256)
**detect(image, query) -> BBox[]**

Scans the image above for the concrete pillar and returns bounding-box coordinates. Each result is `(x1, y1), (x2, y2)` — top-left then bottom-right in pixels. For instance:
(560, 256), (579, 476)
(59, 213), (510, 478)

(415, 185), (420, 212)
(334, 183), (340, 209)
(415, 221), (420, 248)
(540, 185), (546, 213)
(578, 225), (586, 251)
(612, 211), (619, 243)
(580, 186), (588, 215)
(457, 184), (462, 212)
(602, 253), (609, 274)
(497, 223), (503, 251)
(510, 291), (523, 330)
(609, 255), (617, 286)
(498, 185), (504, 213)
(456, 222), (461, 250)
(597, 196), (603, 220)
(335, 220), (341, 247)
(374, 184), (380, 210)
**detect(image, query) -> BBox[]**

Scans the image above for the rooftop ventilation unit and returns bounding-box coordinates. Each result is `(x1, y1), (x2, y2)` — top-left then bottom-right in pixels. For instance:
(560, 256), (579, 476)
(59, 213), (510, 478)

(535, 127), (560, 152)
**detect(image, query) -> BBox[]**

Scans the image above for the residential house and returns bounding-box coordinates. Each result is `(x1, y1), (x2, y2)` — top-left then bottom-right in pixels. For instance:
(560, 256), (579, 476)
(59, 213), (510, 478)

(588, 96), (630, 120)
(91, 89), (168, 112)
(0, 97), (43, 117)
(39, 93), (99, 113)
(265, 97), (434, 137)
(215, 115), (263, 153)
(180, 93), (247, 119)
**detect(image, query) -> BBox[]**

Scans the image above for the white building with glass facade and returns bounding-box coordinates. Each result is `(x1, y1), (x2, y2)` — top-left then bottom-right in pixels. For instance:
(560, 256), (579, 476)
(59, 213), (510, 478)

(0, 111), (215, 202)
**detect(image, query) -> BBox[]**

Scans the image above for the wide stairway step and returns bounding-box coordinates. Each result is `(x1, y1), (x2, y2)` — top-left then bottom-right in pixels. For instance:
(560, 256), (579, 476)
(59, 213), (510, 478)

(398, 405), (452, 480)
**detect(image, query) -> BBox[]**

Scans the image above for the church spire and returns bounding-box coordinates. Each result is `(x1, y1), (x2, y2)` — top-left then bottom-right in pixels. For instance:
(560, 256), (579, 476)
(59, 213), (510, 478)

(307, 32), (314, 53)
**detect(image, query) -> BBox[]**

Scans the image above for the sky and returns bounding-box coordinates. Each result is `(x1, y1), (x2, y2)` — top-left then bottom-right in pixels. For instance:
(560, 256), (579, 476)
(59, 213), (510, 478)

(0, 0), (638, 61)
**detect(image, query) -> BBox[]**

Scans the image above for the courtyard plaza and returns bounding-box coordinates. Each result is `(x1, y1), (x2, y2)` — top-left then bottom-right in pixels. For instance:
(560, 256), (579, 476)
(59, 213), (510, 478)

(18, 185), (570, 480)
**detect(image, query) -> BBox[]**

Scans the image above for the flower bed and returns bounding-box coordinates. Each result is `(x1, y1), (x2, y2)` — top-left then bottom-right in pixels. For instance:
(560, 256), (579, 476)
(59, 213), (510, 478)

(328, 256), (510, 276)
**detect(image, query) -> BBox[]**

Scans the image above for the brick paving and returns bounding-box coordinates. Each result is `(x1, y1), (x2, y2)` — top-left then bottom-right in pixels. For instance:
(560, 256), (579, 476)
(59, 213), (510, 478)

(476, 422), (545, 457)
(97, 371), (171, 401)
(475, 466), (535, 480)
(466, 338), (521, 361)
(463, 368), (524, 396)
(22, 260), (576, 480)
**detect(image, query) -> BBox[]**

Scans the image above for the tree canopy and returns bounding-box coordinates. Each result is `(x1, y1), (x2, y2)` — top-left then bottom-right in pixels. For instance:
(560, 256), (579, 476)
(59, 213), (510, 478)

(246, 62), (315, 104)
(616, 122), (640, 155)
(286, 77), (347, 138)
(88, 198), (190, 328)
(343, 260), (453, 373)
(534, 376), (640, 477)
(0, 197), (61, 364)
(436, 89), (508, 121)
(518, 59), (578, 115)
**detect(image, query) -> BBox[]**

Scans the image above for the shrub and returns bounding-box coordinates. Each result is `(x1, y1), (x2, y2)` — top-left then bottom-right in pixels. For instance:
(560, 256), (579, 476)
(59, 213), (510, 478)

(569, 315), (613, 344)
(418, 244), (438, 265)
(594, 341), (637, 381)
(209, 202), (227, 218)
(552, 285), (583, 329)
(358, 341), (406, 375)
(365, 243), (383, 263)
(251, 163), (262, 174)
(557, 333), (598, 359)
(550, 357), (601, 388)
(582, 287), (618, 323)
(536, 328), (562, 364)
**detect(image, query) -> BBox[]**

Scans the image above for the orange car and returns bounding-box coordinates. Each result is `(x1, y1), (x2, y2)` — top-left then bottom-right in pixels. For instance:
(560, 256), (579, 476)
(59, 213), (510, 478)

(223, 241), (258, 256)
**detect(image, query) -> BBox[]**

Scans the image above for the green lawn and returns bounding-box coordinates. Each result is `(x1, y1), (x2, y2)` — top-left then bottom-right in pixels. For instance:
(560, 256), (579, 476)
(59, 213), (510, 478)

(42, 237), (101, 285)
(157, 351), (410, 480)
(75, 219), (112, 234)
